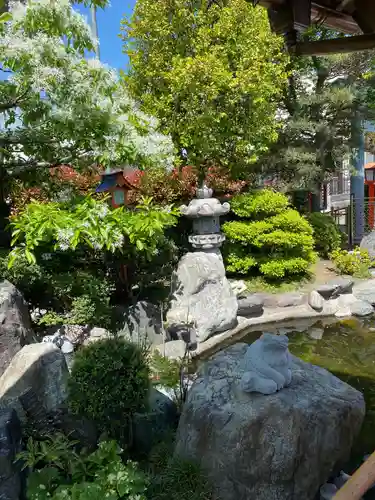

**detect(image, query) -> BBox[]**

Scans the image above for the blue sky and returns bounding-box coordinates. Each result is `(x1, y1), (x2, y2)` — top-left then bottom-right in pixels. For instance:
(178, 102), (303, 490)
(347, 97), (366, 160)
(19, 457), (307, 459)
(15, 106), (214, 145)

(75, 0), (136, 71)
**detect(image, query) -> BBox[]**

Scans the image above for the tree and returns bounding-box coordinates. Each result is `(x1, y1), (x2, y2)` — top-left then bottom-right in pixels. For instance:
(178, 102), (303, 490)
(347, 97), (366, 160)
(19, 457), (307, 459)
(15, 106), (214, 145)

(121, 0), (288, 176)
(256, 29), (374, 204)
(0, 0), (175, 208)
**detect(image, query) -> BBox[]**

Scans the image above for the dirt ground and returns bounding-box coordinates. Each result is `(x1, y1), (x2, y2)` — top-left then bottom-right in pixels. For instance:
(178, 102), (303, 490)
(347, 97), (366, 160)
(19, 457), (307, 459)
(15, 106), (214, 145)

(303, 260), (342, 290)
(303, 259), (368, 292)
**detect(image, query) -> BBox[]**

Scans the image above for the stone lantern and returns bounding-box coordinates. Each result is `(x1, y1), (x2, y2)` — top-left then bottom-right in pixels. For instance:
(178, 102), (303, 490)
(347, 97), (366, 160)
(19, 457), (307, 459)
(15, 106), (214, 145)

(180, 184), (230, 251)
(167, 183), (237, 344)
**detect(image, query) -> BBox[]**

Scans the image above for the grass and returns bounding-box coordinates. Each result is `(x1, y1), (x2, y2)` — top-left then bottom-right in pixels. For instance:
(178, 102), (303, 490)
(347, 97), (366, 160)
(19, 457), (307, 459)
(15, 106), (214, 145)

(244, 274), (312, 294)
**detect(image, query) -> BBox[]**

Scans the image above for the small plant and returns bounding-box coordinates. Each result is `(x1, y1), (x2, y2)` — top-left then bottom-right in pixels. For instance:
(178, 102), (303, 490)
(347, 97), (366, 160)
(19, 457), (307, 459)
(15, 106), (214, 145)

(146, 457), (212, 500)
(330, 247), (374, 278)
(149, 349), (192, 411)
(307, 212), (343, 258)
(17, 434), (147, 500)
(68, 338), (150, 442)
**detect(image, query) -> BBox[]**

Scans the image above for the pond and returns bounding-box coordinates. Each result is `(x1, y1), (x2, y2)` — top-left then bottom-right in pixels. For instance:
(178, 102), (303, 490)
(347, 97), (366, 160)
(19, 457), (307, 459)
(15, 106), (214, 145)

(237, 316), (375, 477)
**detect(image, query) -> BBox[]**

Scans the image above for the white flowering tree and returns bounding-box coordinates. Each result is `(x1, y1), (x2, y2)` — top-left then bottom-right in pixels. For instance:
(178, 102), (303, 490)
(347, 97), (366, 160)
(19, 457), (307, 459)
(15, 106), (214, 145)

(0, 0), (175, 202)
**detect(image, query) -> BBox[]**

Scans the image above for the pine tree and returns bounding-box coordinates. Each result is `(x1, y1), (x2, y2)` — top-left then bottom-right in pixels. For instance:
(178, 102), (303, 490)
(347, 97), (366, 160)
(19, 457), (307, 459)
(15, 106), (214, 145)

(257, 29), (374, 203)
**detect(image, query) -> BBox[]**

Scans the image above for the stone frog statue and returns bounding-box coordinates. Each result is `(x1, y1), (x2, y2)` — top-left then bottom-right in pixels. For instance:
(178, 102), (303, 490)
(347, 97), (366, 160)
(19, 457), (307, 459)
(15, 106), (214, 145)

(240, 333), (292, 395)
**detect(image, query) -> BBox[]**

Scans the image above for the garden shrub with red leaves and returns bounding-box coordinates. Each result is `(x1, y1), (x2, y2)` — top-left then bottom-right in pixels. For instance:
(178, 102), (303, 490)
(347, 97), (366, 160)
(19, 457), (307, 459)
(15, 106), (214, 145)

(129, 165), (247, 205)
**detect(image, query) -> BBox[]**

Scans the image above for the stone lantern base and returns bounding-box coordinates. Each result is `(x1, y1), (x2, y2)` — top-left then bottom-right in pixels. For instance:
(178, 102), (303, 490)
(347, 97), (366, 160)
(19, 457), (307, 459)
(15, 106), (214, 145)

(166, 250), (238, 343)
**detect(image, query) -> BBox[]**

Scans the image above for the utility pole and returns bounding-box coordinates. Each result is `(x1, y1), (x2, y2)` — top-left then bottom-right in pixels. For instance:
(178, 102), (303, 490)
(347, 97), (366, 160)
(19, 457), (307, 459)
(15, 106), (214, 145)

(90, 5), (100, 59)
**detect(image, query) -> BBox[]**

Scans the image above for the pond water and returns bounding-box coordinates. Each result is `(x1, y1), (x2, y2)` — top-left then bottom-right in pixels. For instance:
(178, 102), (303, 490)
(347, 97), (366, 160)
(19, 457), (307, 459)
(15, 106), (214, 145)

(238, 316), (375, 470)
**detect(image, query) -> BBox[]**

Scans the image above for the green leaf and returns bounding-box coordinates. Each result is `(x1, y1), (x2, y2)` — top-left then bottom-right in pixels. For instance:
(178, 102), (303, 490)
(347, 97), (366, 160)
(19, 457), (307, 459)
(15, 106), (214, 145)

(25, 249), (36, 264)
(0, 12), (12, 23)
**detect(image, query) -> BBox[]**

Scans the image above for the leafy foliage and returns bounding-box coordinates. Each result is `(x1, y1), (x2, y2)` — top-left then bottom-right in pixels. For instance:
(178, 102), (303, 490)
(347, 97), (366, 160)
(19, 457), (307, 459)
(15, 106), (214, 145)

(128, 165), (247, 205)
(8, 195), (179, 267)
(122, 0), (288, 173)
(330, 248), (374, 278)
(18, 434), (147, 500)
(307, 212), (343, 258)
(150, 350), (191, 411)
(147, 457), (212, 500)
(230, 190), (290, 218)
(257, 28), (374, 192)
(2, 196), (179, 326)
(0, 0), (174, 212)
(68, 338), (150, 441)
(0, 252), (114, 327)
(223, 190), (316, 278)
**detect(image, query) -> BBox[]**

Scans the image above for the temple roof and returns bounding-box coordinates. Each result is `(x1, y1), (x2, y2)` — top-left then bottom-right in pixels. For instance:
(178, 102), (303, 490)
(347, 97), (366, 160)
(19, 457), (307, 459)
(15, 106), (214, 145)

(254, 1), (374, 34)
(252, 0), (375, 55)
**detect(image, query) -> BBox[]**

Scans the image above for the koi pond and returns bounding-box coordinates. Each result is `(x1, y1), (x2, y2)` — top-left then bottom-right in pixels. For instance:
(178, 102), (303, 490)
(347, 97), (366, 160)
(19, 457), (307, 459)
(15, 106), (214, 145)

(236, 316), (375, 477)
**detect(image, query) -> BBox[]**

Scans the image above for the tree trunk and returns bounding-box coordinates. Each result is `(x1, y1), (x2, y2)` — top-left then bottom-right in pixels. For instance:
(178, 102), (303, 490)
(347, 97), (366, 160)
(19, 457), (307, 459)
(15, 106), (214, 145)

(310, 187), (321, 212)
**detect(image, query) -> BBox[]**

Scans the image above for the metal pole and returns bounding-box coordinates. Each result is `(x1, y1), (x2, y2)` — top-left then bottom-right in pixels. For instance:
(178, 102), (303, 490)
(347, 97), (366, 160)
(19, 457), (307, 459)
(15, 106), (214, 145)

(90, 5), (100, 59)
(350, 116), (365, 245)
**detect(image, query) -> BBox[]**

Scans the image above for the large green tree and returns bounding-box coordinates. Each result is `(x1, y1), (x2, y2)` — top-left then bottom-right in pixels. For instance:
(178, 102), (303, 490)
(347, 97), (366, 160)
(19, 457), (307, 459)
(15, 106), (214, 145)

(257, 29), (374, 203)
(121, 0), (288, 175)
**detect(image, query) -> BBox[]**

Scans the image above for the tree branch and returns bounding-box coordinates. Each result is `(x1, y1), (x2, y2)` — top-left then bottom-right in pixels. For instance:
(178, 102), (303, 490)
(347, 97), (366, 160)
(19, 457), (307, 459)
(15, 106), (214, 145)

(0, 89), (30, 112)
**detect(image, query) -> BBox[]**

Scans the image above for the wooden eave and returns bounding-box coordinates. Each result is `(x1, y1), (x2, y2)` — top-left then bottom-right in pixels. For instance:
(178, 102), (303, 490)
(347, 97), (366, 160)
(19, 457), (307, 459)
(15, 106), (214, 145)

(252, 0), (375, 55)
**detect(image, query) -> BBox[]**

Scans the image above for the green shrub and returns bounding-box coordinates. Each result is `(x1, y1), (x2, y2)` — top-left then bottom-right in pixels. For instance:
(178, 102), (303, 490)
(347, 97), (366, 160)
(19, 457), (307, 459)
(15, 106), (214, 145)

(0, 252), (50, 305)
(223, 190), (316, 278)
(330, 247), (374, 278)
(68, 338), (150, 441)
(17, 434), (147, 500)
(307, 212), (342, 258)
(0, 251), (114, 328)
(8, 195), (179, 266)
(4, 195), (180, 326)
(230, 190), (289, 218)
(147, 457), (212, 500)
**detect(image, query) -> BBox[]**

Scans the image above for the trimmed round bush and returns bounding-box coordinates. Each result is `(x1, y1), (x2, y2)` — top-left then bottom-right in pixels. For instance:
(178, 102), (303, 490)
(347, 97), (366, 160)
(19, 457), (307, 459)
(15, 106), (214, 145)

(223, 189), (316, 279)
(307, 212), (342, 258)
(68, 338), (150, 440)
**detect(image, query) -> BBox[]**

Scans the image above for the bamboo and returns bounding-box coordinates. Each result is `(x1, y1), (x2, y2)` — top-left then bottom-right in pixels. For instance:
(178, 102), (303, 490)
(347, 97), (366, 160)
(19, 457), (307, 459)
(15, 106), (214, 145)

(333, 451), (375, 499)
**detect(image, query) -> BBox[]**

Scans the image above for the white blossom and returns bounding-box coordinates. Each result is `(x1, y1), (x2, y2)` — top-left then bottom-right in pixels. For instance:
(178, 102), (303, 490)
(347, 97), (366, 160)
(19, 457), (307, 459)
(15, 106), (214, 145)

(111, 230), (125, 249)
(57, 228), (74, 250)
(96, 204), (109, 219)
(0, 0), (175, 173)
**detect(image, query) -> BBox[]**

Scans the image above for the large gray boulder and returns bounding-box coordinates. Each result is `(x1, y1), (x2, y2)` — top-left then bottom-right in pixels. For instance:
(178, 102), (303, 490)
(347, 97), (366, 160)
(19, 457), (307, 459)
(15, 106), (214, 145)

(116, 301), (164, 346)
(167, 251), (238, 342)
(133, 388), (178, 456)
(0, 343), (68, 421)
(0, 280), (34, 377)
(360, 230), (375, 258)
(353, 279), (375, 305)
(316, 278), (354, 300)
(237, 294), (264, 317)
(174, 343), (365, 500)
(0, 409), (22, 500)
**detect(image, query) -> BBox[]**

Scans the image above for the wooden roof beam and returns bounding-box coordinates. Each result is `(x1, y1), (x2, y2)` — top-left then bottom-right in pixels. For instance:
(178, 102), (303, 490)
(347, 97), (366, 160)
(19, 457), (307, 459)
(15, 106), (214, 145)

(352, 0), (375, 34)
(295, 32), (375, 55)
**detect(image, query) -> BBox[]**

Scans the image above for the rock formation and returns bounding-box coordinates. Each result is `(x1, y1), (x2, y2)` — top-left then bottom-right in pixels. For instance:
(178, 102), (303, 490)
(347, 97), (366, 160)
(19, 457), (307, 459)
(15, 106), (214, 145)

(0, 280), (34, 376)
(167, 251), (238, 342)
(175, 343), (365, 500)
